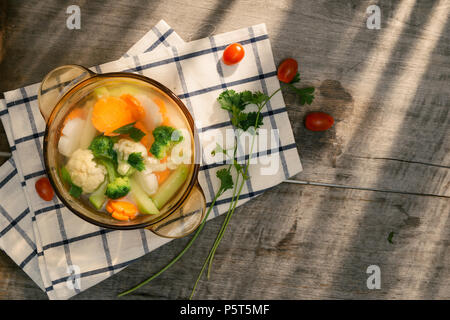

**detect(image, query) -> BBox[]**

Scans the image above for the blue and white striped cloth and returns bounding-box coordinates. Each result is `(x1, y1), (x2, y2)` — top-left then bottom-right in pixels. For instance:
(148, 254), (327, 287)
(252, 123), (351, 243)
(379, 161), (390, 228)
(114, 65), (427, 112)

(0, 20), (302, 299)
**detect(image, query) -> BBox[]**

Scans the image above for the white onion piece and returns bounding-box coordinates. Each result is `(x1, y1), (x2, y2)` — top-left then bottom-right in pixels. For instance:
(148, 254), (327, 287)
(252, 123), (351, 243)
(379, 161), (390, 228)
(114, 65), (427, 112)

(58, 118), (85, 157)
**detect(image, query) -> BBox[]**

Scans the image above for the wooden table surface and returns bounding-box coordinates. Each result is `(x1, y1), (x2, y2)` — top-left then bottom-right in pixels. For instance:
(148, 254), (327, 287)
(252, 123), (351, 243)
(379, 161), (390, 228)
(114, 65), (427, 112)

(0, 0), (448, 300)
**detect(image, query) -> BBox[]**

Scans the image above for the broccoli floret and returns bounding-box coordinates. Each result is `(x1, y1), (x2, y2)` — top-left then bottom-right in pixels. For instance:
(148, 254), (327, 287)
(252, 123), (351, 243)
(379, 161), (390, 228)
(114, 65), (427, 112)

(149, 126), (184, 159)
(149, 142), (164, 159)
(105, 176), (131, 199)
(88, 135), (117, 163)
(97, 159), (117, 181)
(90, 136), (133, 199)
(89, 136), (131, 198)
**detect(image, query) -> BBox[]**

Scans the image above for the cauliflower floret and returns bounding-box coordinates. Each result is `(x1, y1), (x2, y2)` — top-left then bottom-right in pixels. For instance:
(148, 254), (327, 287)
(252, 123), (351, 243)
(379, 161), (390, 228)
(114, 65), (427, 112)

(114, 139), (148, 160)
(135, 168), (158, 195)
(65, 149), (106, 193)
(113, 139), (148, 175)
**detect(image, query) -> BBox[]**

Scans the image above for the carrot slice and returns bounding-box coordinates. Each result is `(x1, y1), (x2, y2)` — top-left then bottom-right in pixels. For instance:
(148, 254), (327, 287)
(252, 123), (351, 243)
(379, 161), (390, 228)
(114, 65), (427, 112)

(64, 108), (85, 125)
(106, 200), (138, 220)
(111, 211), (130, 221)
(110, 200), (137, 216)
(120, 94), (146, 121)
(153, 97), (171, 126)
(155, 168), (171, 185)
(91, 97), (135, 135)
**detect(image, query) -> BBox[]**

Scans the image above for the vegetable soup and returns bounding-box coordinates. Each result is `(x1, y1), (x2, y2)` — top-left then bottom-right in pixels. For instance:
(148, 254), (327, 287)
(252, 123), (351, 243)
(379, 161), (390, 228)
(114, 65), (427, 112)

(56, 79), (194, 222)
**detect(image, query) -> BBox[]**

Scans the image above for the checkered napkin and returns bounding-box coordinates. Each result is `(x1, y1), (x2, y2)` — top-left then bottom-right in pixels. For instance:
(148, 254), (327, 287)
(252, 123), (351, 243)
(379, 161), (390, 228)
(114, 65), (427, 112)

(0, 20), (302, 300)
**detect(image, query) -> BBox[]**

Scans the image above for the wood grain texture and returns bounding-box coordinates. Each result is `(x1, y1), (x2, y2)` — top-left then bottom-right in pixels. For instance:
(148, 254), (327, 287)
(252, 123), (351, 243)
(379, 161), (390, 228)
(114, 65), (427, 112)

(0, 0), (448, 299)
(0, 1), (7, 164)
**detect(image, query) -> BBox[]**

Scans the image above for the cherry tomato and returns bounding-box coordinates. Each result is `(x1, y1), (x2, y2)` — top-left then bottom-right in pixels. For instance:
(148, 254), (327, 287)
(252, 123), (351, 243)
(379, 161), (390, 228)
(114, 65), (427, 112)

(305, 112), (334, 131)
(223, 43), (245, 65)
(277, 58), (298, 83)
(35, 177), (54, 201)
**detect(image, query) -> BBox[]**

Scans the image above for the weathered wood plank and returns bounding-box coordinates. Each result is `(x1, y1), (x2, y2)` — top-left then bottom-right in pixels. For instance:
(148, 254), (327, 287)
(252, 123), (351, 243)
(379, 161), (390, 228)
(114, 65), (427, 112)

(0, 251), (45, 299)
(0, 0), (5, 64)
(0, 1), (7, 164)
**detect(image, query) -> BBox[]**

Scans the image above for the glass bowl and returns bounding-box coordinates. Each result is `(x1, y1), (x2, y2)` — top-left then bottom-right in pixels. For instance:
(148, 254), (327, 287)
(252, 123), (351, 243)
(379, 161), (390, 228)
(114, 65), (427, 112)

(38, 65), (205, 238)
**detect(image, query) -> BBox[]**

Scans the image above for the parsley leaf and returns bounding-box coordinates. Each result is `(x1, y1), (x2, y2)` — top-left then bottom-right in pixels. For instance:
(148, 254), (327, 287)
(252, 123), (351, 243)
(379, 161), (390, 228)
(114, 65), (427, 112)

(230, 110), (246, 129)
(283, 70), (315, 105)
(113, 122), (146, 142)
(241, 91), (269, 106)
(127, 152), (145, 171)
(69, 184), (83, 198)
(217, 90), (268, 132)
(60, 166), (83, 198)
(216, 168), (233, 191)
(113, 122), (136, 134)
(60, 166), (72, 184)
(288, 85), (315, 105)
(290, 72), (300, 84)
(238, 90), (253, 106)
(217, 90), (245, 111)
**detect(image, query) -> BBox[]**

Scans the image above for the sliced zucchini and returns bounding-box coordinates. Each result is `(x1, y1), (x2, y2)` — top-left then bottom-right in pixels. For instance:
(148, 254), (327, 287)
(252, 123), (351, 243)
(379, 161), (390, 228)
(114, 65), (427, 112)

(130, 176), (160, 215)
(89, 179), (108, 209)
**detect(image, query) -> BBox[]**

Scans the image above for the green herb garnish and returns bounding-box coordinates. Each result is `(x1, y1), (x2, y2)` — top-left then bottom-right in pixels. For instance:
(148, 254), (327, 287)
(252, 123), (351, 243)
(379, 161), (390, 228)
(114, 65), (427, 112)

(69, 184), (83, 198)
(217, 90), (266, 131)
(388, 231), (395, 244)
(60, 166), (83, 198)
(216, 168), (234, 191)
(284, 72), (315, 105)
(149, 125), (184, 159)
